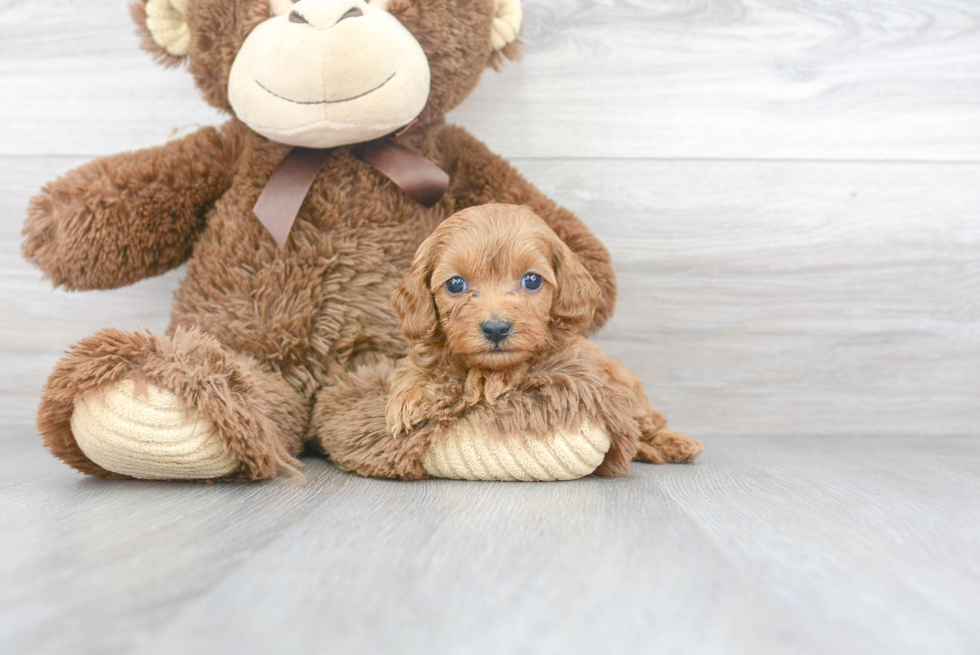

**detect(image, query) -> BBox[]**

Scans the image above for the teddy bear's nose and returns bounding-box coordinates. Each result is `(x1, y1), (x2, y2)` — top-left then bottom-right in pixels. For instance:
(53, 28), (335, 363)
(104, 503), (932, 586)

(289, 1), (366, 28)
(337, 7), (364, 22)
(481, 319), (512, 344)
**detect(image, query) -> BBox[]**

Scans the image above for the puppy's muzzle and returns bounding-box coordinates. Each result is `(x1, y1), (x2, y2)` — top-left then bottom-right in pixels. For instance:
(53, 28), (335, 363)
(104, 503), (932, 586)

(481, 319), (512, 345)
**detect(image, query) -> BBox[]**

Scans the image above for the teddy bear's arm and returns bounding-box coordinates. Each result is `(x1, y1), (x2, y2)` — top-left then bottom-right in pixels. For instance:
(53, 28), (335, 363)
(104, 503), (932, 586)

(23, 123), (240, 291)
(438, 125), (617, 331)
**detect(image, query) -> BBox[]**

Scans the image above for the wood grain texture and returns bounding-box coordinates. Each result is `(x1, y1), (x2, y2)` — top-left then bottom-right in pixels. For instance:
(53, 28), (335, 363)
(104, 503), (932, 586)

(1, 0), (979, 159)
(1, 433), (977, 654)
(1, 1), (979, 651)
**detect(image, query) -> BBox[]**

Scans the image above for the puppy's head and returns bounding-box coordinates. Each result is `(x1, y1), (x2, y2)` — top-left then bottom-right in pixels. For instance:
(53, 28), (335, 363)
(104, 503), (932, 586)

(392, 204), (601, 369)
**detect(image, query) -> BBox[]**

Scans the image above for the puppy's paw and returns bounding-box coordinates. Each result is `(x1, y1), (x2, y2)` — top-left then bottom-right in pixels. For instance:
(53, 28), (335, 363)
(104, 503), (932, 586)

(636, 429), (702, 464)
(385, 389), (433, 437)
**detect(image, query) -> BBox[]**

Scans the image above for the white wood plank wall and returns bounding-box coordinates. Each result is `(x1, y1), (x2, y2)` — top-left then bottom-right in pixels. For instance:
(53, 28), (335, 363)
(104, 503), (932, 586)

(1, 0), (977, 437)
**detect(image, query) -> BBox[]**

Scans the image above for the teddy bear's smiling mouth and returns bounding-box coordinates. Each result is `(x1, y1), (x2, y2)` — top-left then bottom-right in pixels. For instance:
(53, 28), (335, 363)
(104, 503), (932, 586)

(255, 72), (397, 106)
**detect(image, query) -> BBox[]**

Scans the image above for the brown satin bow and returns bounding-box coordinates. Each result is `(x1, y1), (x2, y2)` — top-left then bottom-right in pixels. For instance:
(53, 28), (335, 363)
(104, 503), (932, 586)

(252, 138), (450, 247)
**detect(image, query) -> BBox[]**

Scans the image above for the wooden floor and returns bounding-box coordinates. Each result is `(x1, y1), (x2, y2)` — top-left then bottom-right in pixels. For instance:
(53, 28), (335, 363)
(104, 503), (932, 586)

(1, 0), (979, 653)
(0, 432), (977, 654)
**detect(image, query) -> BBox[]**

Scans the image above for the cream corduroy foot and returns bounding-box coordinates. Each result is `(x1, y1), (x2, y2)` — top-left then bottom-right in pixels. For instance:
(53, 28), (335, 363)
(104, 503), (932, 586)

(423, 419), (610, 481)
(71, 379), (239, 480)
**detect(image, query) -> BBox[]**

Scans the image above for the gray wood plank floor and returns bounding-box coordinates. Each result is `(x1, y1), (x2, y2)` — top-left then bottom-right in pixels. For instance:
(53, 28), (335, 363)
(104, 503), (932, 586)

(1, 432), (978, 655)
(1, 0), (978, 653)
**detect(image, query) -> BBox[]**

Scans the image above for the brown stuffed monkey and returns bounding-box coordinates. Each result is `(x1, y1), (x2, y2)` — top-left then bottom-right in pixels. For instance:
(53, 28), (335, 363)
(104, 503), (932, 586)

(23, 0), (626, 481)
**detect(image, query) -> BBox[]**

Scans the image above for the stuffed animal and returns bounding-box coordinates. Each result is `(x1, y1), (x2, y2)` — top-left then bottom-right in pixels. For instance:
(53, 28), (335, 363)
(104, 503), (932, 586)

(316, 204), (701, 480)
(22, 0), (648, 482)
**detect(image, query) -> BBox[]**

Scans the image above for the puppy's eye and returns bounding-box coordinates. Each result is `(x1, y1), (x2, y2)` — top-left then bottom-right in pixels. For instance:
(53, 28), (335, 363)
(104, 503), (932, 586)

(521, 273), (543, 291)
(444, 277), (467, 295)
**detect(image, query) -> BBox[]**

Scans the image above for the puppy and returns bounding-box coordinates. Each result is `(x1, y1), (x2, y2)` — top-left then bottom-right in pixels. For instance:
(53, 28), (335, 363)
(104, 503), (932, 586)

(386, 203), (702, 478)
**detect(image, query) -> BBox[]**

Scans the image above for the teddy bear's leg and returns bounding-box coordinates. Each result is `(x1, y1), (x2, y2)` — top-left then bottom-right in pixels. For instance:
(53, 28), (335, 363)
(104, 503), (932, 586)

(422, 419), (613, 482)
(38, 327), (307, 481)
(315, 364), (613, 481)
(314, 356), (617, 482)
(311, 356), (432, 480)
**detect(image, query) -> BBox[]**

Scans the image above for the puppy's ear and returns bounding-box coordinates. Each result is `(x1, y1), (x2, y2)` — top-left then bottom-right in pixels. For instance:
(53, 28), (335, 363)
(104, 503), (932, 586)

(392, 235), (440, 343)
(550, 235), (601, 332)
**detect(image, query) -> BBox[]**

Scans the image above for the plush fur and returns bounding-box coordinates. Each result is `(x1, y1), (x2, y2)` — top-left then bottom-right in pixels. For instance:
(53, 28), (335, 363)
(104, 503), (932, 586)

(38, 326), (307, 480)
(316, 205), (702, 479)
(23, 0), (617, 480)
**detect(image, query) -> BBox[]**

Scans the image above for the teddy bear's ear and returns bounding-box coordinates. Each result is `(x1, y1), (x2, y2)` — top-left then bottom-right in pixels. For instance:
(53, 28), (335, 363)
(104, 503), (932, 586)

(131, 0), (191, 65)
(491, 0), (522, 52)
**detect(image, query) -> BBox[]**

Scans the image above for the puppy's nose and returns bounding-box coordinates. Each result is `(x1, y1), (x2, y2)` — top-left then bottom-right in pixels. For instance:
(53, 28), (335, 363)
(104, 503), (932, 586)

(481, 319), (512, 344)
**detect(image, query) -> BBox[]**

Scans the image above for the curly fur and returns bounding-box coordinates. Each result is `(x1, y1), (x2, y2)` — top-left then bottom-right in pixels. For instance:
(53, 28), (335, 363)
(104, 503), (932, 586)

(25, 0), (619, 481)
(318, 205), (701, 479)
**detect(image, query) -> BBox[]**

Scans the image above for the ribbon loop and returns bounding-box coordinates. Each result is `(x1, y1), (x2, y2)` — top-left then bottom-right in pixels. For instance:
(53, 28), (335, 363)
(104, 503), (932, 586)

(252, 138), (450, 248)
(352, 140), (450, 208)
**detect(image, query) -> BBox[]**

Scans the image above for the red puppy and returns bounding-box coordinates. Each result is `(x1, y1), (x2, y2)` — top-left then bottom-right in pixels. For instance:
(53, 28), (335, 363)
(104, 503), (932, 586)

(384, 204), (702, 478)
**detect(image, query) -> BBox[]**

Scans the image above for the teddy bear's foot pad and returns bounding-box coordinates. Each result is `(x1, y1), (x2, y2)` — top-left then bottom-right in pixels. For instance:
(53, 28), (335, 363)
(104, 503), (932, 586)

(71, 379), (239, 480)
(423, 419), (610, 481)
